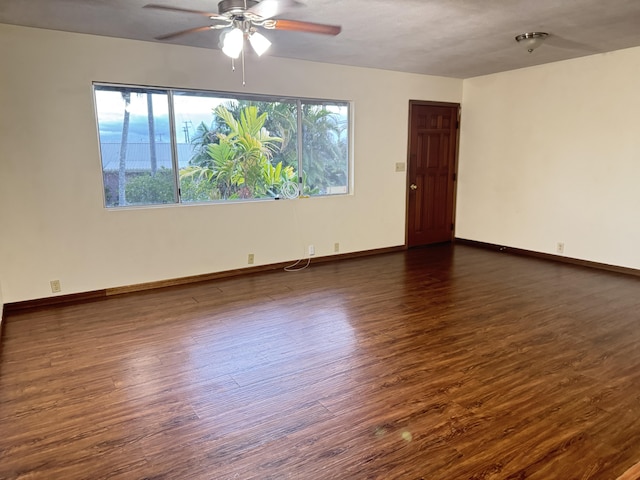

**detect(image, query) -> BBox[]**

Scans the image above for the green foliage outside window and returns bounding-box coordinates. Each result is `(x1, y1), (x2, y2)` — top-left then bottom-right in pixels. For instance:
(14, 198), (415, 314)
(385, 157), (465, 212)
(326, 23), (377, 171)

(125, 168), (175, 205)
(180, 105), (292, 200)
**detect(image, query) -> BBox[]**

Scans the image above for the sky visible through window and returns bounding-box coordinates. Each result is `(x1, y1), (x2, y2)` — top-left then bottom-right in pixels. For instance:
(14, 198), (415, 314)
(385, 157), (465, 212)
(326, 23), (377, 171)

(96, 90), (222, 145)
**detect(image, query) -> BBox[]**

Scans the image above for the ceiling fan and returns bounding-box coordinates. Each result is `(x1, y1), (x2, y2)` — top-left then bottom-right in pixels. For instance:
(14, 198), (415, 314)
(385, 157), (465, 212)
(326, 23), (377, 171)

(144, 0), (341, 59)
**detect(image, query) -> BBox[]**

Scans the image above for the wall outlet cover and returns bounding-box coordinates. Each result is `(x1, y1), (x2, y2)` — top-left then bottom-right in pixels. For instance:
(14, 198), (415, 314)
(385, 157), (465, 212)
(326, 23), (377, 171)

(50, 280), (61, 293)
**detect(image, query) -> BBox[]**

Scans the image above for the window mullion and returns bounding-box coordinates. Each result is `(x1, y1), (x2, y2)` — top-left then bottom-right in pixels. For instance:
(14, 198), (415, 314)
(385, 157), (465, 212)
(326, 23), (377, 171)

(167, 89), (181, 203)
(296, 99), (303, 193)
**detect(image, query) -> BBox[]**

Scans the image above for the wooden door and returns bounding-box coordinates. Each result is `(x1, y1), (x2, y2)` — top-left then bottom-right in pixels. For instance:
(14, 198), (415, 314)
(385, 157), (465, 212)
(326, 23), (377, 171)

(406, 101), (459, 247)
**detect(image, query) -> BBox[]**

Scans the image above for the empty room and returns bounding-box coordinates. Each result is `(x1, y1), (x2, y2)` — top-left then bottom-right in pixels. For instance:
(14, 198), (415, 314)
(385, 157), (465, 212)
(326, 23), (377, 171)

(2, 1), (640, 478)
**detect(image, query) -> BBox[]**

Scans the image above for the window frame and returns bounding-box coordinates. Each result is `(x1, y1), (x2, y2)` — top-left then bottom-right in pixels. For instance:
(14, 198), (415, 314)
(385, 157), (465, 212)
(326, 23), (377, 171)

(92, 82), (352, 209)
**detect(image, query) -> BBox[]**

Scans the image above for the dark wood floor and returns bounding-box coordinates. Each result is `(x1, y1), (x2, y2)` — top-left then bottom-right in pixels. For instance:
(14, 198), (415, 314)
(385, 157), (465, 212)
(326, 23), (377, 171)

(2, 244), (640, 479)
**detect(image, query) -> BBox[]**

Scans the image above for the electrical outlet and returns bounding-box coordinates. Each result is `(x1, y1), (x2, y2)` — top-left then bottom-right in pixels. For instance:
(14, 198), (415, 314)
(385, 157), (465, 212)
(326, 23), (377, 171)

(556, 242), (565, 254)
(50, 280), (61, 293)
(308, 245), (315, 257)
(395, 162), (406, 172)
(248, 253), (255, 264)
(334, 242), (340, 253)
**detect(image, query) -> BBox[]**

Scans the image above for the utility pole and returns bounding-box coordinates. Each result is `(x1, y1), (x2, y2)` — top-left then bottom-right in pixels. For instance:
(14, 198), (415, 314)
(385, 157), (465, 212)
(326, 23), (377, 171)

(183, 121), (192, 143)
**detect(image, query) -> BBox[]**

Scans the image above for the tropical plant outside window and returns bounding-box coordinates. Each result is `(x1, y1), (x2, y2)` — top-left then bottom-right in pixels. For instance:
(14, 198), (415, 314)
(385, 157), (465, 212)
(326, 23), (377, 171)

(94, 84), (350, 208)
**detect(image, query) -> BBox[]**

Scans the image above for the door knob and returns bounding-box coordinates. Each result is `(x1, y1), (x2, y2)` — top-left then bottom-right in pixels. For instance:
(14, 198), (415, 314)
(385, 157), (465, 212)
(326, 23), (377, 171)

(410, 184), (418, 190)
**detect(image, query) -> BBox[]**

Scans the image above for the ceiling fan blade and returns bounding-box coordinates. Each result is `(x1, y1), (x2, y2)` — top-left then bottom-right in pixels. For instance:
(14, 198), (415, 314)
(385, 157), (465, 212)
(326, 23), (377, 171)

(155, 25), (214, 40)
(246, 0), (303, 20)
(144, 4), (226, 20)
(270, 19), (341, 36)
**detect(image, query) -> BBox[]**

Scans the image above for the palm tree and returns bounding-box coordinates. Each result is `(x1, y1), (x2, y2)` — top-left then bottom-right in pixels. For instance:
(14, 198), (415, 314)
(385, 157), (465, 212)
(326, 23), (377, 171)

(258, 101), (298, 170)
(181, 105), (289, 199)
(301, 104), (348, 194)
(181, 102), (346, 200)
(230, 101), (347, 194)
(146, 94), (157, 175)
(217, 100), (298, 171)
(117, 91), (131, 206)
(189, 119), (219, 169)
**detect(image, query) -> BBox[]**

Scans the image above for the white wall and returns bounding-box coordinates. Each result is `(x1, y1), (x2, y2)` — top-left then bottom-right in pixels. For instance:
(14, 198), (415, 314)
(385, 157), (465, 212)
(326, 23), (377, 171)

(0, 24), (462, 303)
(457, 46), (640, 270)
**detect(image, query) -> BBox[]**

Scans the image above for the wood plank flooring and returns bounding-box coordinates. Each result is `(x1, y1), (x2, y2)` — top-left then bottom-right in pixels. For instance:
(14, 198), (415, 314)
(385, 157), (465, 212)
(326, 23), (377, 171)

(2, 244), (640, 479)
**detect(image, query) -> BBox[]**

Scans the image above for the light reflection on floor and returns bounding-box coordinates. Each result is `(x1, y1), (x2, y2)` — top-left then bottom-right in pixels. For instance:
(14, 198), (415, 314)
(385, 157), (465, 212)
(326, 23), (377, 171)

(120, 295), (357, 436)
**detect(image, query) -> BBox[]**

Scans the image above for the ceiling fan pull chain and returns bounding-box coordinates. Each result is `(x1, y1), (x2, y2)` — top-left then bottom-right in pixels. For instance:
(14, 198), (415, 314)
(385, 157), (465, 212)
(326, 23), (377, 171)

(242, 47), (246, 86)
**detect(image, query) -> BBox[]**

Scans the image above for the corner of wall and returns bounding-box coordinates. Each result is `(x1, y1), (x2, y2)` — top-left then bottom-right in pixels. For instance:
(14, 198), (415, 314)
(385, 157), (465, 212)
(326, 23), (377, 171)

(0, 281), (4, 339)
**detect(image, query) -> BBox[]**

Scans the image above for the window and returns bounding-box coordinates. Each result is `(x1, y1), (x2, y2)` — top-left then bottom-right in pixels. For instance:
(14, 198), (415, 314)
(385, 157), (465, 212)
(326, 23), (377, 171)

(93, 84), (350, 208)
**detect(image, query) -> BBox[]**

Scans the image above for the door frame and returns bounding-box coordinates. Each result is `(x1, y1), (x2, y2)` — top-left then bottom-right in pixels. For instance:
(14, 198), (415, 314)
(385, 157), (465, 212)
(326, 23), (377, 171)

(404, 100), (462, 247)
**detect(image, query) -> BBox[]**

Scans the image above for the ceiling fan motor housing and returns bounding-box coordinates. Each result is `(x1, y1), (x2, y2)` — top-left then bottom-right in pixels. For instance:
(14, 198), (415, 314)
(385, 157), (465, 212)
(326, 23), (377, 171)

(218, 0), (259, 16)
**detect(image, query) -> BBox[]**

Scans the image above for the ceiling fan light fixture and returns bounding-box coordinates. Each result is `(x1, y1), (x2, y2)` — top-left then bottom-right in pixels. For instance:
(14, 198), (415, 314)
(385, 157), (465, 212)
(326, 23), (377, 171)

(515, 32), (549, 53)
(222, 27), (244, 58)
(249, 31), (271, 56)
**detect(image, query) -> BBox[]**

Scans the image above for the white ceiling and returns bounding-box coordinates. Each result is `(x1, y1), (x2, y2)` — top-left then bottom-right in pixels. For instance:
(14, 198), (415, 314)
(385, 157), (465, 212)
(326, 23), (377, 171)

(2, 0), (640, 78)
